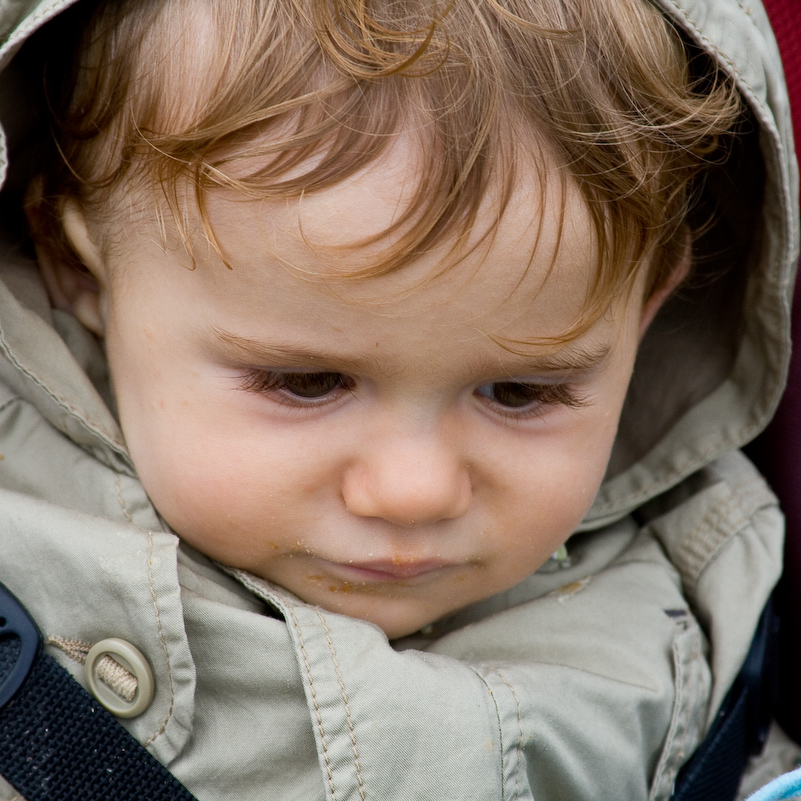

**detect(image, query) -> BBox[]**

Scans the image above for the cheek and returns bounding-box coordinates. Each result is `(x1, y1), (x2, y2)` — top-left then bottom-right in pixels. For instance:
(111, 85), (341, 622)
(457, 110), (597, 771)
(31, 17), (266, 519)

(120, 388), (336, 561)
(483, 417), (618, 565)
(133, 436), (283, 564)
(126, 415), (239, 532)
(493, 419), (615, 513)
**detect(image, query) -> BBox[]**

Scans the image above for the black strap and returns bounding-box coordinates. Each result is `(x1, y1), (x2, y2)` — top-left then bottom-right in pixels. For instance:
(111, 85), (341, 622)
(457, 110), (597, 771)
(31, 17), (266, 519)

(670, 601), (779, 801)
(0, 583), (198, 801)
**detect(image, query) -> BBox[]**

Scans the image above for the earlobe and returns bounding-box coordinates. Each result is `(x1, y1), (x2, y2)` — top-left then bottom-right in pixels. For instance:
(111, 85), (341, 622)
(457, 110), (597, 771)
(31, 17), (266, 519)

(25, 183), (108, 337)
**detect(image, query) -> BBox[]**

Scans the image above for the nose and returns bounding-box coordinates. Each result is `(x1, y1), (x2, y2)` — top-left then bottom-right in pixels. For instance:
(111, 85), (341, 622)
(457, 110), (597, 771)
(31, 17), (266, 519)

(342, 433), (472, 527)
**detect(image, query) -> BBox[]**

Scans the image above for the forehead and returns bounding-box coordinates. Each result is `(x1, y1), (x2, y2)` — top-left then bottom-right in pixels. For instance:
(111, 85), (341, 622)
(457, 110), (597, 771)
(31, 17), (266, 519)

(174, 141), (602, 337)
(97, 134), (628, 361)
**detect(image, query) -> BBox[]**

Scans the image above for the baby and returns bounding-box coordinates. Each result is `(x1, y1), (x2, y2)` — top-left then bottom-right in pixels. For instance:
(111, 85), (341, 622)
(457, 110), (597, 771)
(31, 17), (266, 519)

(0, 0), (794, 797)
(26, 0), (729, 639)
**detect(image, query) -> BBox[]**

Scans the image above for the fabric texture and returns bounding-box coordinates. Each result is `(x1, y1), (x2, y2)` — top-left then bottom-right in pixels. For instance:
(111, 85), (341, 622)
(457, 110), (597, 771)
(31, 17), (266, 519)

(0, 0), (795, 799)
(746, 767), (801, 801)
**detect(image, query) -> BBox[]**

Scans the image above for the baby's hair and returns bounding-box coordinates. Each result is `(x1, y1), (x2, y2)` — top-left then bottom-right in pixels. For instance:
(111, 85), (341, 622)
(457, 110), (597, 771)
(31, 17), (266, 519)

(31, 0), (742, 335)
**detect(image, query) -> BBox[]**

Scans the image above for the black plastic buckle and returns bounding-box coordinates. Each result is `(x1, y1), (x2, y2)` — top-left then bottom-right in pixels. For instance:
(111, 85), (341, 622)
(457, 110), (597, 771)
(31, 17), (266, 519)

(0, 582), (42, 708)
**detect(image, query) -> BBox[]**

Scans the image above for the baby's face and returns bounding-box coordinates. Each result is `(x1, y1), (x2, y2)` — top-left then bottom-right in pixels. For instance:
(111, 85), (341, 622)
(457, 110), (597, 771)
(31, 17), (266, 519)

(58, 148), (651, 639)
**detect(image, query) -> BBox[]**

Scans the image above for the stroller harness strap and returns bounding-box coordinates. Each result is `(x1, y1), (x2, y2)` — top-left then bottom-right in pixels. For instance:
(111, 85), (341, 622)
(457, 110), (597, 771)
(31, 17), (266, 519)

(0, 582), (198, 801)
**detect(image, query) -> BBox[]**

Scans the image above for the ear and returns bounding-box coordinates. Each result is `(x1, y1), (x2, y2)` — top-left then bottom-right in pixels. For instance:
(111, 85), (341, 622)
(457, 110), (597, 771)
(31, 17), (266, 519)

(26, 180), (108, 336)
(638, 237), (692, 340)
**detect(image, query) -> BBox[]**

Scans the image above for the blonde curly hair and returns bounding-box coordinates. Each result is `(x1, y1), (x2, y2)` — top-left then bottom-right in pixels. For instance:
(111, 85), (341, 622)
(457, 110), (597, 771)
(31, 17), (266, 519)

(32, 0), (743, 334)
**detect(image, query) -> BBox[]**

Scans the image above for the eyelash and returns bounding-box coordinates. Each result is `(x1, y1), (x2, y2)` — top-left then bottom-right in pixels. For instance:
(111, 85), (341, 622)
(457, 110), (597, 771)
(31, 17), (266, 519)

(238, 369), (587, 417)
(238, 370), (355, 406)
(475, 380), (588, 419)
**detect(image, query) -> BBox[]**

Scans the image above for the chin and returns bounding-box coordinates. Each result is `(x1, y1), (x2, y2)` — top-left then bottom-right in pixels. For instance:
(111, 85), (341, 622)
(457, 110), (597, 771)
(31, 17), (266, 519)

(342, 601), (446, 641)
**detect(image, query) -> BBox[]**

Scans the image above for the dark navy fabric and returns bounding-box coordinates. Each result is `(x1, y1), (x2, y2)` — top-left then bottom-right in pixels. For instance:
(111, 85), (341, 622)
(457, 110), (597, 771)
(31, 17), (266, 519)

(0, 612), (198, 800)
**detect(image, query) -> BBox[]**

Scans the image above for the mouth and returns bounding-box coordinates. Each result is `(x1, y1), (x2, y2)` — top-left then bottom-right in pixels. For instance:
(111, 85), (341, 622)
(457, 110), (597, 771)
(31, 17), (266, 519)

(328, 559), (455, 582)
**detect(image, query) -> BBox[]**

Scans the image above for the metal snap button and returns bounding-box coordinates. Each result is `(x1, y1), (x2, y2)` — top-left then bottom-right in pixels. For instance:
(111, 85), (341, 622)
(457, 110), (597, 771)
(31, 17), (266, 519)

(85, 638), (155, 718)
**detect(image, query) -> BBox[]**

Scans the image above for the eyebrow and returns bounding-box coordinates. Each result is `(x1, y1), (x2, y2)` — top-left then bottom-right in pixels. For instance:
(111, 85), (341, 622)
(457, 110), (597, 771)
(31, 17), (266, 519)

(497, 342), (612, 374)
(213, 328), (389, 374)
(212, 328), (611, 376)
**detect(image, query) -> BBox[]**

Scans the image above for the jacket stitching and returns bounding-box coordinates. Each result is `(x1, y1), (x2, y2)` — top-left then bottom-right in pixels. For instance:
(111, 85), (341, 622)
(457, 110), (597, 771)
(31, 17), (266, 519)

(286, 605), (338, 801)
(680, 495), (739, 579)
(677, 492), (753, 592)
(142, 531), (176, 747)
(316, 610), (367, 801)
(491, 669), (524, 801)
(114, 482), (175, 743)
(643, 470), (775, 590)
(664, 496), (728, 590)
(0, 335), (124, 452)
(114, 473), (134, 524)
(469, 669), (507, 801)
(667, 3), (744, 84)
(1, 0), (64, 49)
(648, 617), (691, 801)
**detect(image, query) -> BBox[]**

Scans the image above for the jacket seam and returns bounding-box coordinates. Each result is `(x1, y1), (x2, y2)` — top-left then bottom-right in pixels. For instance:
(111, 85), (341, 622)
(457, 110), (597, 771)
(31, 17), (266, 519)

(286, 604), (338, 801)
(114, 473), (134, 524)
(491, 669), (524, 801)
(683, 495), (743, 588)
(469, 668), (507, 801)
(0, 336), (126, 458)
(316, 609), (367, 801)
(667, 1), (744, 85)
(648, 616), (696, 801)
(676, 474), (776, 592)
(142, 531), (176, 747)
(1, 341), (121, 443)
(113, 480), (176, 745)
(0, 0), (63, 49)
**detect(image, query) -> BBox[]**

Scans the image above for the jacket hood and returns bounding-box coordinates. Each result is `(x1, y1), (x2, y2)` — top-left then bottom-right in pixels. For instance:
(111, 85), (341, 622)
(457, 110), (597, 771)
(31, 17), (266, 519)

(586, 0), (799, 527)
(0, 0), (795, 529)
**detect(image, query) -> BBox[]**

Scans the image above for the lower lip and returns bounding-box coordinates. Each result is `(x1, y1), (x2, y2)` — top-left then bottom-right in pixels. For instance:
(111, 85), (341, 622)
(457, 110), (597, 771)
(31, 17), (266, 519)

(329, 562), (451, 582)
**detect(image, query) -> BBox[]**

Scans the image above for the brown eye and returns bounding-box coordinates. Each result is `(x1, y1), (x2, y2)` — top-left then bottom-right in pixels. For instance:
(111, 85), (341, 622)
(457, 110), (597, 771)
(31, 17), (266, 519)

(475, 381), (584, 415)
(483, 381), (544, 408)
(280, 372), (349, 398)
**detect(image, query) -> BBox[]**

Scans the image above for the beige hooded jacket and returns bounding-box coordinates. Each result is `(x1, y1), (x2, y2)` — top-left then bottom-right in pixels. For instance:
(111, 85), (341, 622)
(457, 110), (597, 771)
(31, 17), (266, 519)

(0, 0), (796, 799)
